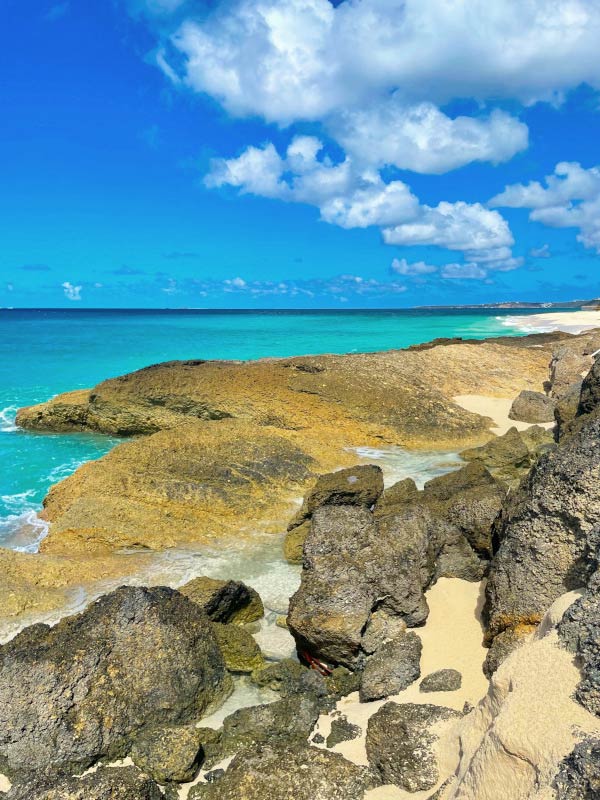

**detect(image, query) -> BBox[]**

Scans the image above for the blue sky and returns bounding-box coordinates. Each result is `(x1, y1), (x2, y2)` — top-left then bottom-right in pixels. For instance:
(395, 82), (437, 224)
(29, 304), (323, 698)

(2, 0), (600, 308)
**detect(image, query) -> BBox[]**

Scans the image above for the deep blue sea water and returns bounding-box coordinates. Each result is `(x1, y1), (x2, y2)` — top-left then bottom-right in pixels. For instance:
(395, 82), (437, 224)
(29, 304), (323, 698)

(0, 308), (557, 550)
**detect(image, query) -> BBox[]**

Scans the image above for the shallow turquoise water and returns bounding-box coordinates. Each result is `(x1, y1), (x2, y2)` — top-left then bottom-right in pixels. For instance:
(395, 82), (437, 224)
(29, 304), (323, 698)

(0, 308), (546, 550)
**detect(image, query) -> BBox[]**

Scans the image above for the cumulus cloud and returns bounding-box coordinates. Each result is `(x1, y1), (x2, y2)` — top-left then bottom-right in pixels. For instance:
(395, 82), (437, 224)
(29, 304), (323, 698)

(491, 162), (600, 251)
(441, 263), (488, 280)
(206, 137), (516, 267)
(62, 281), (82, 301)
(331, 101), (528, 175)
(164, 0), (600, 123)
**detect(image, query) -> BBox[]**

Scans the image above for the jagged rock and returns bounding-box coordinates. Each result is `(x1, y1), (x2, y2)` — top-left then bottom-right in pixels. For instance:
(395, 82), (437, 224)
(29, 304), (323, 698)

(130, 725), (204, 784)
(550, 344), (594, 400)
(359, 633), (422, 702)
(288, 505), (430, 668)
(178, 577), (264, 624)
(360, 609), (407, 655)
(483, 624), (536, 678)
(578, 356), (600, 417)
(291, 465), (384, 525)
(555, 382), (584, 439)
(283, 520), (310, 564)
(366, 702), (459, 791)
(555, 738), (600, 799)
(485, 418), (600, 643)
(5, 767), (162, 800)
(558, 571), (600, 716)
(326, 716), (362, 748)
(188, 743), (372, 800)
(420, 669), (462, 692)
(0, 587), (232, 779)
(460, 427), (536, 487)
(325, 666), (362, 699)
(250, 658), (327, 698)
(509, 389), (556, 423)
(373, 477), (420, 518)
(211, 623), (265, 673)
(206, 696), (321, 767)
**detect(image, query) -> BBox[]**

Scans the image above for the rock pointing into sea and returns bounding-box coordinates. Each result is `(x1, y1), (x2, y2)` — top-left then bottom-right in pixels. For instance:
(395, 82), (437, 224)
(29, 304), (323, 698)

(0, 586), (232, 779)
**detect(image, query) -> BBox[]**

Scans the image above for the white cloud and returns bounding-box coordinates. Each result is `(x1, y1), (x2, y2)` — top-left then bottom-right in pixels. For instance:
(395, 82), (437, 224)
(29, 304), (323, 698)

(165, 0), (600, 124)
(331, 101), (528, 175)
(391, 258), (438, 276)
(382, 201), (513, 254)
(530, 243), (551, 258)
(440, 263), (488, 280)
(61, 281), (82, 301)
(491, 162), (600, 251)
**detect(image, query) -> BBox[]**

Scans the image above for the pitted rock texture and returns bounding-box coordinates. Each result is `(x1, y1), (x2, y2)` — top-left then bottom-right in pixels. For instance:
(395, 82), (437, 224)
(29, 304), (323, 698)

(188, 743), (372, 800)
(555, 738), (600, 799)
(419, 668), (462, 693)
(485, 416), (600, 643)
(0, 587), (231, 779)
(366, 702), (459, 791)
(5, 767), (163, 800)
(130, 725), (205, 784)
(558, 571), (600, 716)
(359, 632), (422, 701)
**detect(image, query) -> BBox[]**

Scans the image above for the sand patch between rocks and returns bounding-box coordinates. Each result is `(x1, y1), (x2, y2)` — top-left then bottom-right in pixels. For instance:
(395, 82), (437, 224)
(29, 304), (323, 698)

(453, 395), (554, 436)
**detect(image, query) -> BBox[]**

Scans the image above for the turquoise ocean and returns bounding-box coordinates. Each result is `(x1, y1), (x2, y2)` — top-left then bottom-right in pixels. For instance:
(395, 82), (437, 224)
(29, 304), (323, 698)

(0, 308), (555, 552)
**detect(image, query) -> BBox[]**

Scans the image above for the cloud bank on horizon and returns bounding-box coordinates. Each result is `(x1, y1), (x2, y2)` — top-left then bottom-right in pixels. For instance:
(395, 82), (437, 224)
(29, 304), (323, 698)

(4, 0), (600, 307)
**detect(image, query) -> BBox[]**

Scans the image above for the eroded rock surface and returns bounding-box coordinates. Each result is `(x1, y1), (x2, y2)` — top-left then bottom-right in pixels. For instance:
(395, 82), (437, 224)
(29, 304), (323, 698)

(178, 577), (264, 625)
(0, 587), (231, 779)
(509, 389), (556, 423)
(6, 767), (163, 800)
(359, 632), (422, 701)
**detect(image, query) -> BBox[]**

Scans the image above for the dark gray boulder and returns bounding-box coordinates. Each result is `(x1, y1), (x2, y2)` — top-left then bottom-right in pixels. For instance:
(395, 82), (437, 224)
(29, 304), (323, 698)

(188, 744), (372, 800)
(555, 738), (600, 799)
(460, 427), (546, 487)
(558, 571), (600, 716)
(206, 696), (321, 767)
(509, 390), (556, 423)
(0, 586), (232, 779)
(6, 767), (162, 800)
(420, 669), (462, 693)
(250, 658), (327, 698)
(366, 702), (460, 791)
(130, 724), (204, 784)
(578, 356), (600, 418)
(485, 418), (600, 642)
(359, 633), (422, 702)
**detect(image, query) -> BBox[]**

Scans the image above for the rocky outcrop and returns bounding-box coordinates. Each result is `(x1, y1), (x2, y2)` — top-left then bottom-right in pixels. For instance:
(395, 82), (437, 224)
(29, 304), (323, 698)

(326, 716), (362, 748)
(6, 767), (163, 800)
(288, 462), (499, 668)
(366, 702), (460, 791)
(509, 389), (555, 423)
(188, 744), (372, 800)
(0, 587), (232, 779)
(284, 465), (384, 563)
(485, 417), (600, 643)
(206, 696), (321, 767)
(178, 577), (264, 625)
(482, 624), (536, 677)
(359, 632), (422, 701)
(459, 425), (554, 487)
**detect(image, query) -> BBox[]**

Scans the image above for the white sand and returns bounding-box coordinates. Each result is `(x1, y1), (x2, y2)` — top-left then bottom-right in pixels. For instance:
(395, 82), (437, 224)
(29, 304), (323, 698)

(310, 578), (489, 799)
(453, 394), (554, 436)
(505, 310), (600, 335)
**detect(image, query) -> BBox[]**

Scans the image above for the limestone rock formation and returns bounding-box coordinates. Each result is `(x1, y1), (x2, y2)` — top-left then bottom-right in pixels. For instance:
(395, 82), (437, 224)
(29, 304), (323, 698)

(326, 716), (362, 748)
(178, 577), (264, 624)
(555, 738), (600, 799)
(366, 702), (459, 791)
(6, 767), (163, 800)
(485, 417), (600, 643)
(0, 587), (231, 779)
(130, 725), (205, 784)
(359, 632), (422, 701)
(188, 744), (372, 800)
(509, 389), (556, 423)
(460, 426), (553, 487)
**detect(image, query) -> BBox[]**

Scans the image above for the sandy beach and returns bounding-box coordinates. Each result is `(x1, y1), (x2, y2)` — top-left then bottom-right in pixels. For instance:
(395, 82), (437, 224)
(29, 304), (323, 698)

(505, 309), (600, 336)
